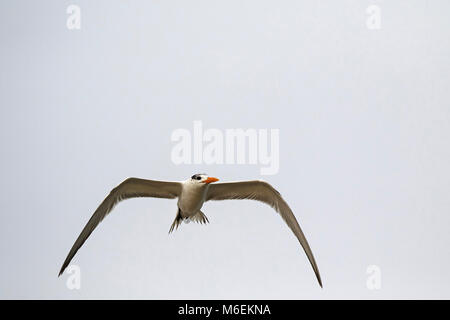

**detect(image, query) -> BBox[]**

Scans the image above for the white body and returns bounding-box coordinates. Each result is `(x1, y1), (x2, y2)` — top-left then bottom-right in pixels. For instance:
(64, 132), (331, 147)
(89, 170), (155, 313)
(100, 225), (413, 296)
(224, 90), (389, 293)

(177, 179), (211, 217)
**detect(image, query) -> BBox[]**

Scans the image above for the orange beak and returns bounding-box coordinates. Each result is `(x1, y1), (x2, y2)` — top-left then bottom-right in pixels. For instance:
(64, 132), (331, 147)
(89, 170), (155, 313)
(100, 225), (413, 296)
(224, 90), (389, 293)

(203, 177), (219, 184)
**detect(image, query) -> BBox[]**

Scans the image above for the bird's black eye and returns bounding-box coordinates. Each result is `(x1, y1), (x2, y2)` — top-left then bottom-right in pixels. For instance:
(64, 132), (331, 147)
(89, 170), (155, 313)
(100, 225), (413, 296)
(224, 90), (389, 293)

(196, 176), (201, 180)
(191, 175), (202, 180)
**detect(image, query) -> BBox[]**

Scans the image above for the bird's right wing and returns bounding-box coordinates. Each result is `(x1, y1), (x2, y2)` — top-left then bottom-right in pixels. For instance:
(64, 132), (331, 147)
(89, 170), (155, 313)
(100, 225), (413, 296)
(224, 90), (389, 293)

(206, 181), (322, 287)
(59, 178), (182, 276)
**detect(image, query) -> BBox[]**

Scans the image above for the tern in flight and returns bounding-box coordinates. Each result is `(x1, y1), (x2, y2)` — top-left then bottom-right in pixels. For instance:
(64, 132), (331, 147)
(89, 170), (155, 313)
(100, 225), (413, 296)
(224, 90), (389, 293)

(59, 174), (322, 287)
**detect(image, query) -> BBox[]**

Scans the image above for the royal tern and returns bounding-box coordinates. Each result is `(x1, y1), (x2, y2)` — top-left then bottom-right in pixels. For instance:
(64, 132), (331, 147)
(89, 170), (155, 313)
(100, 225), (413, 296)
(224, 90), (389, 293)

(58, 174), (322, 287)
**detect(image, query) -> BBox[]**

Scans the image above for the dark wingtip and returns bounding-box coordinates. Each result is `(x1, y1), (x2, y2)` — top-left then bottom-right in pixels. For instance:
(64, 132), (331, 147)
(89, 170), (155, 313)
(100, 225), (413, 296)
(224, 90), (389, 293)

(317, 274), (323, 288)
(58, 263), (67, 277)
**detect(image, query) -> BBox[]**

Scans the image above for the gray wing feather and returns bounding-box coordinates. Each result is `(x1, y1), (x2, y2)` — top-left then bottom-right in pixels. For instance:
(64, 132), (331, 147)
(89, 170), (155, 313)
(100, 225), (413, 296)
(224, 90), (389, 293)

(58, 178), (181, 276)
(206, 181), (322, 287)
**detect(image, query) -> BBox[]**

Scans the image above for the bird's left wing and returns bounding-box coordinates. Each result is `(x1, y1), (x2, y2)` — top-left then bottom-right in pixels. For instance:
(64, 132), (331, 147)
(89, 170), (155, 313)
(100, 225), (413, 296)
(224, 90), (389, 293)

(58, 178), (182, 276)
(206, 181), (322, 287)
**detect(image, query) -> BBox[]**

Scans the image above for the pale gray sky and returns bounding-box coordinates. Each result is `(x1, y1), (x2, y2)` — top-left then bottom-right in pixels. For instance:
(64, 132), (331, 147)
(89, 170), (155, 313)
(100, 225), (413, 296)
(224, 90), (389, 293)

(1, 1), (449, 299)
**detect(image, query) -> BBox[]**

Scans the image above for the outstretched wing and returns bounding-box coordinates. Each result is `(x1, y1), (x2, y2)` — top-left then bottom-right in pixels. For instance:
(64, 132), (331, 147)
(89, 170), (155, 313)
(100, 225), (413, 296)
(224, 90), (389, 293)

(59, 178), (182, 276)
(206, 181), (322, 287)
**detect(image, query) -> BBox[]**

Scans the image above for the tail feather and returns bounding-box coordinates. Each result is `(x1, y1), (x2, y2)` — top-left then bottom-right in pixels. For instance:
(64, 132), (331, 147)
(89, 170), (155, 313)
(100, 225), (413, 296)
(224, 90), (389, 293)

(169, 210), (209, 233)
(169, 209), (183, 234)
(191, 211), (209, 224)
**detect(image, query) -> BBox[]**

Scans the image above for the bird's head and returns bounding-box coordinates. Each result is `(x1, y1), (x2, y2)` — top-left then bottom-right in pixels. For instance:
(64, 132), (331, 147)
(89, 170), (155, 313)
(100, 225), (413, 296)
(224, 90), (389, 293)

(189, 173), (219, 185)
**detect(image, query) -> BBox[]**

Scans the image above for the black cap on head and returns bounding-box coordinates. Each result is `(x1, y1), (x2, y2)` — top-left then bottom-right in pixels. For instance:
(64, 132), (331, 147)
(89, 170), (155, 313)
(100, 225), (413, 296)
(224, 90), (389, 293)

(191, 173), (207, 180)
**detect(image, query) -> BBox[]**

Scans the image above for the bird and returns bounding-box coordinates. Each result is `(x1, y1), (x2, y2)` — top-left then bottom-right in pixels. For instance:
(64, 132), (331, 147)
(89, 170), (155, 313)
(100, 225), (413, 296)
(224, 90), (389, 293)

(58, 173), (322, 287)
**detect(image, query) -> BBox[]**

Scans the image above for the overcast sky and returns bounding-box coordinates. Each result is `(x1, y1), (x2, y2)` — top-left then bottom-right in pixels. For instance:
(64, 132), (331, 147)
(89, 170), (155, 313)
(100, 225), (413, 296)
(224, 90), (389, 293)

(1, 1), (449, 299)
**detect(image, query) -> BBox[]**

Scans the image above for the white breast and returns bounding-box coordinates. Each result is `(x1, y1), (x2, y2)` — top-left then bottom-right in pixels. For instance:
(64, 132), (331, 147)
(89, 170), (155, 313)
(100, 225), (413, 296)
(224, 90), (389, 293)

(177, 182), (209, 216)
